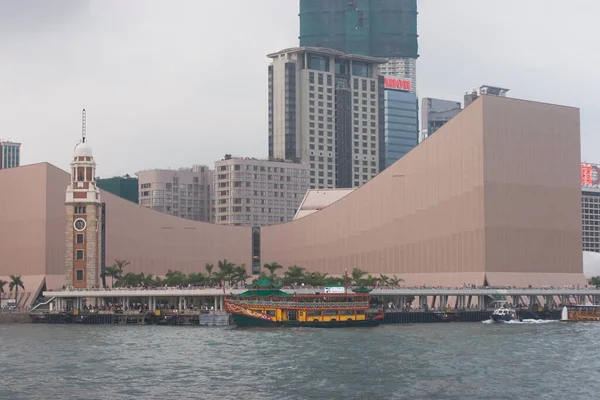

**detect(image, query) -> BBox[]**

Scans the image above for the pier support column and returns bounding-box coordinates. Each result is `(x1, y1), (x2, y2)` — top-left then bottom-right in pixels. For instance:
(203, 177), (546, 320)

(545, 296), (553, 309)
(478, 296), (485, 310)
(220, 296), (224, 312)
(512, 296), (519, 307)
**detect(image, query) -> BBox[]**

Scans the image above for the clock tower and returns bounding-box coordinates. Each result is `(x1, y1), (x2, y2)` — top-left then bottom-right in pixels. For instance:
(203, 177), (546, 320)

(65, 109), (102, 289)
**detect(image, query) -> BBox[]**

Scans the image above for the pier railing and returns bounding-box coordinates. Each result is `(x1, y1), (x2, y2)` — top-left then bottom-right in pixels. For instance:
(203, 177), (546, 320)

(226, 299), (369, 309)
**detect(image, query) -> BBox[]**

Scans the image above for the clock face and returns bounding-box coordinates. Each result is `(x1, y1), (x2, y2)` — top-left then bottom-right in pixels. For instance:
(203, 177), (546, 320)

(74, 218), (86, 231)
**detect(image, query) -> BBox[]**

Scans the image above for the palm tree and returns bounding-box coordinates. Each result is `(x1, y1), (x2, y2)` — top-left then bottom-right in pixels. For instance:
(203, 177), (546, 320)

(283, 265), (306, 285)
(232, 265), (251, 285)
(351, 268), (367, 285)
(0, 279), (7, 304)
(389, 275), (404, 287)
(104, 265), (121, 287)
(263, 262), (283, 279)
(115, 259), (131, 275)
(164, 270), (187, 287)
(217, 259), (236, 286)
(363, 274), (378, 287)
(379, 274), (390, 286)
(205, 263), (214, 284)
(9, 275), (24, 307)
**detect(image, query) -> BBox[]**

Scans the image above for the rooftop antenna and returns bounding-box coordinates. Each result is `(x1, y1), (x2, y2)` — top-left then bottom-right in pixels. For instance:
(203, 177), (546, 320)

(82, 108), (87, 143)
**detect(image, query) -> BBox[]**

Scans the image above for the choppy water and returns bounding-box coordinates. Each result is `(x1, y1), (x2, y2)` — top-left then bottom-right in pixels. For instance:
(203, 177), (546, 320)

(1, 321), (599, 399)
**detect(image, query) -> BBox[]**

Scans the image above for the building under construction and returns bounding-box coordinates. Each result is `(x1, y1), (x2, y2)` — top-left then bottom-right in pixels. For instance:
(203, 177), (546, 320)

(299, 0), (418, 59)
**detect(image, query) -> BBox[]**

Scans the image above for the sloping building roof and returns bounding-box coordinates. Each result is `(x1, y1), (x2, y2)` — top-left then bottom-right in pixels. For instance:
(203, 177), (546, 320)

(294, 189), (355, 220)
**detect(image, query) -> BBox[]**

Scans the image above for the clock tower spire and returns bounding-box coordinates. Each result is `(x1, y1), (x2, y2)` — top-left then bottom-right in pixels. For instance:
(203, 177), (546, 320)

(65, 109), (102, 289)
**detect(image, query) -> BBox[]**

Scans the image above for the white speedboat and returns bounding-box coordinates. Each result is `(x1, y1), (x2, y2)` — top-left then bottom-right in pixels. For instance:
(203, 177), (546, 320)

(491, 306), (522, 323)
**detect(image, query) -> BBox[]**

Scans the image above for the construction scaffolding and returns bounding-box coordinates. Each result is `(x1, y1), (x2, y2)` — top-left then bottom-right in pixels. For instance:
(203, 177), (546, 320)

(299, 0), (418, 59)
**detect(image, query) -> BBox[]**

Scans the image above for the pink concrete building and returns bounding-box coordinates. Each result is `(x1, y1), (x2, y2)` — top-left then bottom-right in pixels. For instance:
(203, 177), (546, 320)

(0, 96), (586, 306)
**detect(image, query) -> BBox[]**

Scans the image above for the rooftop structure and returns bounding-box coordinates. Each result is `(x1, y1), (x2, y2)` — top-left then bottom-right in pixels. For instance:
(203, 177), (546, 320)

(464, 85), (510, 108)
(294, 188), (355, 219)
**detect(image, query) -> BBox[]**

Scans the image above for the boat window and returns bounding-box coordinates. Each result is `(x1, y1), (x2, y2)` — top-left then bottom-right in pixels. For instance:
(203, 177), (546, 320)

(307, 310), (321, 317)
(340, 310), (355, 315)
(323, 310), (338, 316)
(266, 310), (276, 317)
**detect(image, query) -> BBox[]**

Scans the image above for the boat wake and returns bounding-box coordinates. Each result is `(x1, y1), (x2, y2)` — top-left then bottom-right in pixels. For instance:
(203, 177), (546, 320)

(482, 319), (558, 324)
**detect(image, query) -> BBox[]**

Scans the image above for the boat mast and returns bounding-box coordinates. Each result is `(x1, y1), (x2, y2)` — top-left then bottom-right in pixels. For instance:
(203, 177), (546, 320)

(344, 268), (348, 294)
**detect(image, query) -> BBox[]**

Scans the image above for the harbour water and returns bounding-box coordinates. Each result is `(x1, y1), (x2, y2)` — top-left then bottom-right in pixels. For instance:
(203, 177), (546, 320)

(1, 322), (599, 399)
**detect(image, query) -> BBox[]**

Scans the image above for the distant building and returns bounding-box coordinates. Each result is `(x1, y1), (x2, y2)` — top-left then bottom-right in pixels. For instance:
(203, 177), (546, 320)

(214, 157), (309, 227)
(382, 76), (418, 168)
(464, 85), (509, 108)
(268, 46), (385, 189)
(137, 166), (213, 222)
(581, 163), (600, 253)
(97, 175), (139, 204)
(420, 98), (462, 142)
(0, 141), (21, 169)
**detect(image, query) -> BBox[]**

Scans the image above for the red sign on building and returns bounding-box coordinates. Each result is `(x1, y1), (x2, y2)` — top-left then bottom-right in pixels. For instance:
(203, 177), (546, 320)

(384, 77), (411, 91)
(581, 163), (600, 186)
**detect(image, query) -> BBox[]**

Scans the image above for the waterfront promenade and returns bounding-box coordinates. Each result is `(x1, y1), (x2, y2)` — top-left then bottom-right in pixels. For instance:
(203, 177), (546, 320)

(41, 286), (600, 312)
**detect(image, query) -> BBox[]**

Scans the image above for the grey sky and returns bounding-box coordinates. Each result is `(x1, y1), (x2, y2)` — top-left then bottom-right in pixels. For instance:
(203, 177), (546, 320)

(1, 0), (598, 177)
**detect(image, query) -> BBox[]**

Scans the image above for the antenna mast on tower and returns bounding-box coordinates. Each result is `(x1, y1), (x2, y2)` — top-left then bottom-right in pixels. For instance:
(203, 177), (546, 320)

(82, 108), (87, 143)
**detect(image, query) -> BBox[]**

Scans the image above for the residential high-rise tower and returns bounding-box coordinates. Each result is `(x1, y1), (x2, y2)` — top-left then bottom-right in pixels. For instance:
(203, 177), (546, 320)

(268, 46), (385, 189)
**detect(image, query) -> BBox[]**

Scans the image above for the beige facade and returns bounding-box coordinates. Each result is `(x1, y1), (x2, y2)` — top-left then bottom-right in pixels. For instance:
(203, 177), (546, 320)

(137, 166), (212, 222)
(214, 158), (309, 226)
(261, 95), (585, 287)
(0, 95), (587, 301)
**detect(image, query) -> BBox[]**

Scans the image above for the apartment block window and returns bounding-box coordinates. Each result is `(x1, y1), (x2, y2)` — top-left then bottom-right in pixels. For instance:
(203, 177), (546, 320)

(76, 234), (84, 244)
(76, 249), (84, 260)
(76, 270), (84, 281)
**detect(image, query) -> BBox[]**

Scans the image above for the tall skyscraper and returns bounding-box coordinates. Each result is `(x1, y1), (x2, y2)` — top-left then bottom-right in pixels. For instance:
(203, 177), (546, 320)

(268, 47), (385, 189)
(299, 0), (418, 91)
(0, 141), (21, 169)
(420, 98), (462, 141)
(382, 76), (418, 168)
(137, 166), (213, 222)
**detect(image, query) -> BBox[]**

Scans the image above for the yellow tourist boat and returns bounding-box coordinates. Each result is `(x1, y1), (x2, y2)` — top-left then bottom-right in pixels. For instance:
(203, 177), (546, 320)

(224, 278), (384, 328)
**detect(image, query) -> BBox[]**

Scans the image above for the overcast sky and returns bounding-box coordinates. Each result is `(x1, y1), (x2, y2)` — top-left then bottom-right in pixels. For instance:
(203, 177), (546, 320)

(1, 0), (598, 177)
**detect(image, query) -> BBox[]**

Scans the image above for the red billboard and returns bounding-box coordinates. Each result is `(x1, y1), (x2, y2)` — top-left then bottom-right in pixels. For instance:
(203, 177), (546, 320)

(384, 77), (411, 91)
(581, 163), (600, 186)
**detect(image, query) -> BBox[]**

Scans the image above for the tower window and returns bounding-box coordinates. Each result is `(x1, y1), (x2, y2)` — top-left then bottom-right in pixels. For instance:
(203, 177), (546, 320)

(76, 270), (84, 281)
(76, 234), (84, 244)
(74, 206), (86, 214)
(76, 250), (84, 260)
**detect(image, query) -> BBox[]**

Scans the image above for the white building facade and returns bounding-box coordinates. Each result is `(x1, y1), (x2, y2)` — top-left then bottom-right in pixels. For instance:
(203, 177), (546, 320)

(214, 157), (309, 227)
(137, 166), (213, 222)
